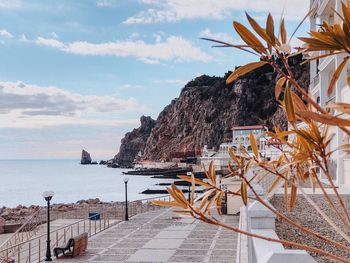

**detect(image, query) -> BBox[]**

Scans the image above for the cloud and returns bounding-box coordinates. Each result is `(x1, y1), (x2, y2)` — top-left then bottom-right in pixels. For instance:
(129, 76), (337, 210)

(0, 81), (142, 128)
(19, 34), (27, 42)
(34, 36), (211, 63)
(153, 79), (188, 86)
(0, 0), (21, 8)
(51, 32), (58, 39)
(0, 29), (13, 38)
(199, 28), (234, 44)
(123, 0), (308, 24)
(96, 0), (115, 7)
(36, 37), (65, 48)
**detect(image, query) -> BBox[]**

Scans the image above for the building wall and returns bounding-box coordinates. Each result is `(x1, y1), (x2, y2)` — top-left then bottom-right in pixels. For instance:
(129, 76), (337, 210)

(309, 0), (350, 185)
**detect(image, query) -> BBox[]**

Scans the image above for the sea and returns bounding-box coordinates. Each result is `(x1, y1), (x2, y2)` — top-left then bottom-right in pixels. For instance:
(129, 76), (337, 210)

(0, 159), (172, 208)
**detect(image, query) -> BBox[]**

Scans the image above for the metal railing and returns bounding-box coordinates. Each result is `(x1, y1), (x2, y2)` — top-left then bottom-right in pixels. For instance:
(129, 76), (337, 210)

(310, 73), (320, 89)
(0, 195), (170, 263)
(255, 169), (279, 199)
(0, 209), (46, 261)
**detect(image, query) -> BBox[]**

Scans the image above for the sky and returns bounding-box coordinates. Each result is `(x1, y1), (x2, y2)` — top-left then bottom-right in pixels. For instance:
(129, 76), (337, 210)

(0, 0), (309, 160)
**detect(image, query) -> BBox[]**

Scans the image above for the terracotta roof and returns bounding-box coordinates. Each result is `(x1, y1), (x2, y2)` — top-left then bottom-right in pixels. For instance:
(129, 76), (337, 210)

(231, 125), (267, 130)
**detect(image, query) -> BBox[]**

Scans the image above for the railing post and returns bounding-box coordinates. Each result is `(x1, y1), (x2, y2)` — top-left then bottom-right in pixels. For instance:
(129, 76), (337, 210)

(28, 242), (31, 262)
(38, 237), (41, 262)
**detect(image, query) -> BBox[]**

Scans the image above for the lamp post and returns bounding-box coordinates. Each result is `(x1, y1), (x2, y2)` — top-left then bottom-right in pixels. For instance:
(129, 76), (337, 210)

(186, 172), (191, 201)
(42, 190), (55, 261)
(124, 177), (129, 221)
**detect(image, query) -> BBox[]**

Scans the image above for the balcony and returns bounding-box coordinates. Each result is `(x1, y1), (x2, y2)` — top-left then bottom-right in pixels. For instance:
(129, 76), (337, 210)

(310, 74), (320, 89)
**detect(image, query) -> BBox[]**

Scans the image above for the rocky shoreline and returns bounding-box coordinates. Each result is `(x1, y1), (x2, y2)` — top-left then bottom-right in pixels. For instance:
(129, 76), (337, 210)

(1, 198), (130, 225)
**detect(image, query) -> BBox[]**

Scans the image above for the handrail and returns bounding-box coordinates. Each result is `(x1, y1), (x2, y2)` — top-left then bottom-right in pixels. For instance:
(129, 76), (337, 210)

(0, 208), (42, 249)
(138, 195), (170, 202)
(0, 194), (170, 263)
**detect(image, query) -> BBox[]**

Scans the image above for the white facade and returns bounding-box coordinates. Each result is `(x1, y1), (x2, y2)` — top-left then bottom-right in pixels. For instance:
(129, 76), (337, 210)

(309, 0), (350, 185)
(201, 126), (279, 170)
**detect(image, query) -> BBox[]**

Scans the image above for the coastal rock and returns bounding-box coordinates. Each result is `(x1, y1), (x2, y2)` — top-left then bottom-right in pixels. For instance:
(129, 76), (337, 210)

(81, 149), (92, 165)
(115, 55), (309, 162)
(77, 198), (101, 205)
(112, 116), (156, 167)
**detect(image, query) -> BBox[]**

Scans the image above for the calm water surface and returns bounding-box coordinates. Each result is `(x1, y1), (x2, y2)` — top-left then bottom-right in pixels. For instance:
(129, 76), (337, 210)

(0, 159), (169, 207)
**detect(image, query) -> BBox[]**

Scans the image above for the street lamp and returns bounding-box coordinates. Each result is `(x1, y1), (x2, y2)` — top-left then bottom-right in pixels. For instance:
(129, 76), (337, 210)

(123, 177), (129, 221)
(186, 172), (192, 201)
(42, 190), (55, 261)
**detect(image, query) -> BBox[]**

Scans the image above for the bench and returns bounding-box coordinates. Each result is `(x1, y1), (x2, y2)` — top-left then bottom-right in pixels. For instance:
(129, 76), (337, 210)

(54, 232), (88, 259)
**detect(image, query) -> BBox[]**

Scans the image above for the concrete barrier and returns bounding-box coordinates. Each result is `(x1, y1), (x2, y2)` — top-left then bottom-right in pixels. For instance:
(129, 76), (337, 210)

(236, 200), (316, 263)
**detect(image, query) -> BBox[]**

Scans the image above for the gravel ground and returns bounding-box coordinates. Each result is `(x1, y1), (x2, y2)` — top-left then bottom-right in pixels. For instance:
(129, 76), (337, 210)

(271, 194), (350, 263)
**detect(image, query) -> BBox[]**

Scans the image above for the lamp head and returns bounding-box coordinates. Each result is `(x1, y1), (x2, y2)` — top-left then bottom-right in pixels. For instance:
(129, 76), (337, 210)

(42, 190), (55, 201)
(123, 177), (129, 183)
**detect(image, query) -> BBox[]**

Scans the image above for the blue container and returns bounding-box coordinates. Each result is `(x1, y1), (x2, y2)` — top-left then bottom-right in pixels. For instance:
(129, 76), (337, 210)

(89, 212), (100, 220)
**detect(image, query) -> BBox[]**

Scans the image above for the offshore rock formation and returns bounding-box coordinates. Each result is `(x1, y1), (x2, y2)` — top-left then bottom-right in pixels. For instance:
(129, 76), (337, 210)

(115, 55), (309, 164)
(81, 149), (92, 165)
(113, 116), (156, 167)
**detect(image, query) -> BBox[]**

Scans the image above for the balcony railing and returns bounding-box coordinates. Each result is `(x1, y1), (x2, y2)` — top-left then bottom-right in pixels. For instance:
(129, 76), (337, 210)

(310, 74), (320, 89)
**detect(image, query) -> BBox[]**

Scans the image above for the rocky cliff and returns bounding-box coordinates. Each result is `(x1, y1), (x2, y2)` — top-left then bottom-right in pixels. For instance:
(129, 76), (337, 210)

(115, 55), (309, 164)
(113, 116), (156, 167)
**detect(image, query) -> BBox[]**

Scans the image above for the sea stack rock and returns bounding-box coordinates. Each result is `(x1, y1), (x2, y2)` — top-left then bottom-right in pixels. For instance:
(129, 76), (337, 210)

(81, 149), (92, 165)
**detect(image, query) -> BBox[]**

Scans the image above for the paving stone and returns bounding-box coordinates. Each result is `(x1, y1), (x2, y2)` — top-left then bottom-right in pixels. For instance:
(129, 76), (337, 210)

(51, 209), (239, 263)
(211, 249), (236, 256)
(214, 243), (237, 250)
(168, 255), (205, 262)
(155, 230), (191, 239)
(182, 238), (213, 244)
(174, 249), (207, 256)
(105, 248), (138, 254)
(127, 249), (175, 262)
(179, 243), (211, 249)
(209, 255), (236, 263)
(142, 238), (184, 249)
(93, 254), (130, 261)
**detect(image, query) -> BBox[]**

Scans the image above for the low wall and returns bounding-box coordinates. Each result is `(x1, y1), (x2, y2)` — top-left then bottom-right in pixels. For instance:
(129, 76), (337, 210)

(3, 223), (22, 234)
(0, 219), (4, 234)
(236, 200), (316, 263)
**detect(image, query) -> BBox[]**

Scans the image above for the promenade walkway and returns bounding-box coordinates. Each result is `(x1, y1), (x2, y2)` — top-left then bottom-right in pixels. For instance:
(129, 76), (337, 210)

(54, 209), (239, 263)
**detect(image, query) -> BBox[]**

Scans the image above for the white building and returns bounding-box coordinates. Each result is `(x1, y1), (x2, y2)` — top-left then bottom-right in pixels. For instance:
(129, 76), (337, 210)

(201, 125), (279, 170)
(309, 0), (350, 185)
